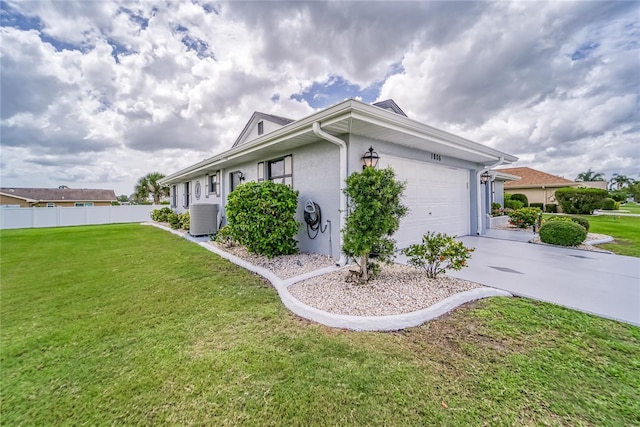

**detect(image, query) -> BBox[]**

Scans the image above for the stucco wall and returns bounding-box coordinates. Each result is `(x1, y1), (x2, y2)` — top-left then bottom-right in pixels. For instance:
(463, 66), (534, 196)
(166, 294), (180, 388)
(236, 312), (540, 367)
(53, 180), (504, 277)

(213, 139), (342, 258)
(0, 194), (30, 207)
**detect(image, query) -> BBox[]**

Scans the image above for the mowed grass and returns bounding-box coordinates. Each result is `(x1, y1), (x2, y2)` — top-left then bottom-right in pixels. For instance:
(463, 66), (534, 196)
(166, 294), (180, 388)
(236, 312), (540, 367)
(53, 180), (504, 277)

(1, 225), (639, 426)
(618, 202), (640, 214)
(580, 214), (640, 257)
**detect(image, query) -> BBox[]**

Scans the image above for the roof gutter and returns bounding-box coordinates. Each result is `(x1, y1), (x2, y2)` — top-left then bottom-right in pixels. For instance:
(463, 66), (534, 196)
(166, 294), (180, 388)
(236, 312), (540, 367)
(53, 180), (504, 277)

(312, 122), (347, 266)
(476, 157), (505, 235)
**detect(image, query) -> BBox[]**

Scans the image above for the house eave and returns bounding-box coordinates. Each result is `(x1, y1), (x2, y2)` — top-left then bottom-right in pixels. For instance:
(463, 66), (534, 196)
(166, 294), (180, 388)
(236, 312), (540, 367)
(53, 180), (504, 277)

(160, 99), (519, 184)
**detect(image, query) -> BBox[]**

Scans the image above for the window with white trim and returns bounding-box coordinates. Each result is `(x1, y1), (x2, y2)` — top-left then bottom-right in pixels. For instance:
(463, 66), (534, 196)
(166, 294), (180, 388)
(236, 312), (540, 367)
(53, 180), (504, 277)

(74, 202), (94, 207)
(267, 155), (293, 186)
(171, 185), (177, 207)
(46, 203), (55, 207)
(183, 182), (190, 208)
(208, 172), (220, 196)
(258, 121), (264, 135)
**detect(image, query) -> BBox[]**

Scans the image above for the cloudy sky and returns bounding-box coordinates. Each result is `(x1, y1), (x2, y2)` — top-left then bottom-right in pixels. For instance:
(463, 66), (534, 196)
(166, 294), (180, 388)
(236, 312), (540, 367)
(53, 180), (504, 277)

(1, 1), (638, 197)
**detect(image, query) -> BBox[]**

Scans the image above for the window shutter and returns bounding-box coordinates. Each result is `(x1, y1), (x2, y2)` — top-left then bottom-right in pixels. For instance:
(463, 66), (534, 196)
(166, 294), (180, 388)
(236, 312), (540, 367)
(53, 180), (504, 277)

(205, 174), (209, 198)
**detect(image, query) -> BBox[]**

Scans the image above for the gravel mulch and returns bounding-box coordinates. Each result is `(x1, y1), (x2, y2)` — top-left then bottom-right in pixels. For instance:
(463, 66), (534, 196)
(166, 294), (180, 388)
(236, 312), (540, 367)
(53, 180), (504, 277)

(289, 264), (481, 316)
(494, 225), (612, 251)
(208, 242), (484, 317)
(208, 242), (336, 280)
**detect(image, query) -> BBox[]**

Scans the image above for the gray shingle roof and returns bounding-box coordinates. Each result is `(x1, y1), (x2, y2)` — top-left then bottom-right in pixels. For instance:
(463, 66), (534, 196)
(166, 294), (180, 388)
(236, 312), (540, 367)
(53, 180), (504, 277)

(372, 99), (408, 117)
(0, 187), (117, 202)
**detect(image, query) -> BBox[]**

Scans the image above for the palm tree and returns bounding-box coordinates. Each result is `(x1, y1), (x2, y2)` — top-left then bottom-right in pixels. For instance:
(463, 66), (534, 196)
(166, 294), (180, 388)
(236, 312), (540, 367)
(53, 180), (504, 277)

(135, 172), (169, 204)
(575, 169), (605, 182)
(608, 173), (633, 190)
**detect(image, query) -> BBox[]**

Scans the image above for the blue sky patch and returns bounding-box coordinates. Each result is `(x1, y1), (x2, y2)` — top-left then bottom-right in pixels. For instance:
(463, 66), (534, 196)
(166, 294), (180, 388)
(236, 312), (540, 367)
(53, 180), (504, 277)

(570, 42), (600, 61)
(290, 62), (405, 108)
(181, 35), (214, 59)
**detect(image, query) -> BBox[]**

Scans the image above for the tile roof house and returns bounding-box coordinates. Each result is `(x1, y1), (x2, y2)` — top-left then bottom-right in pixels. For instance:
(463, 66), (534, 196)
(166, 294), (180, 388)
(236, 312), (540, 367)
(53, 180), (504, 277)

(161, 98), (518, 261)
(496, 166), (579, 208)
(0, 187), (117, 208)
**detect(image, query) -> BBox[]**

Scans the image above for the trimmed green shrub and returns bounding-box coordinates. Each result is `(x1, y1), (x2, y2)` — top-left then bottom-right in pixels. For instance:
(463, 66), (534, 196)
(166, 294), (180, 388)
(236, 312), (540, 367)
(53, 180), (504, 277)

(545, 204), (558, 213)
(491, 202), (501, 211)
(539, 221), (587, 246)
(609, 190), (628, 202)
(401, 232), (474, 279)
(510, 193), (529, 207)
(151, 207), (173, 222)
(545, 215), (590, 232)
(505, 199), (524, 210)
(530, 203), (544, 210)
(167, 212), (181, 229)
(225, 180), (300, 258)
(507, 207), (541, 228)
(602, 198), (620, 210)
(570, 216), (590, 232)
(555, 187), (608, 214)
(179, 212), (190, 231)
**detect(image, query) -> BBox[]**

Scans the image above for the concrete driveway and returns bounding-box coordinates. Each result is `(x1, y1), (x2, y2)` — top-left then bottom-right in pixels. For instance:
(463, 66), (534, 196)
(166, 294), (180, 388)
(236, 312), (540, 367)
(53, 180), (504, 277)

(400, 236), (640, 326)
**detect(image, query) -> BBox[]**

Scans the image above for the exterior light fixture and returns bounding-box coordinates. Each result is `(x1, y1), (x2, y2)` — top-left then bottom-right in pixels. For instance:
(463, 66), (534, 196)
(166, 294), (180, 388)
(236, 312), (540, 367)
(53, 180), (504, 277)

(361, 146), (380, 169)
(480, 171), (491, 184)
(238, 172), (246, 181)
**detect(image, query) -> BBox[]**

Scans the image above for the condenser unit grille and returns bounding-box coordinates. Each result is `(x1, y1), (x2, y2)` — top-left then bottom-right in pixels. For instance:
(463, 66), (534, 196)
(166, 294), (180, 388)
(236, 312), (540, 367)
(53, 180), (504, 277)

(189, 204), (219, 236)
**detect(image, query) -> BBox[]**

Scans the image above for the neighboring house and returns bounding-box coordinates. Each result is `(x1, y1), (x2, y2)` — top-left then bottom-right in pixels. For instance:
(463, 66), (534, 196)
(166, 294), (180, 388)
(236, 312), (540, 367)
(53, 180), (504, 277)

(160, 99), (517, 259)
(0, 187), (117, 208)
(497, 167), (579, 209)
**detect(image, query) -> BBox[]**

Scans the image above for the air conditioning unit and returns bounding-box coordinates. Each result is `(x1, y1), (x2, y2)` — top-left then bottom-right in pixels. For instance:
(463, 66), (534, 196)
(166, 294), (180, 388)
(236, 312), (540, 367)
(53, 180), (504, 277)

(189, 204), (219, 237)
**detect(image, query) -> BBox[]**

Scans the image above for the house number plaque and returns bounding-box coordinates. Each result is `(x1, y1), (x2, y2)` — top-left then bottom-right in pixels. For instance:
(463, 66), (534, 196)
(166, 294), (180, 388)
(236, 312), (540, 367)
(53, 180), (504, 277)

(431, 153), (442, 161)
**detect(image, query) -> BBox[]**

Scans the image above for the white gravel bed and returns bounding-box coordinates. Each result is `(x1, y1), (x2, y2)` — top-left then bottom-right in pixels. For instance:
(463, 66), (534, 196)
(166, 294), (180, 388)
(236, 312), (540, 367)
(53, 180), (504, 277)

(288, 264), (482, 317)
(531, 232), (612, 252)
(208, 242), (336, 279)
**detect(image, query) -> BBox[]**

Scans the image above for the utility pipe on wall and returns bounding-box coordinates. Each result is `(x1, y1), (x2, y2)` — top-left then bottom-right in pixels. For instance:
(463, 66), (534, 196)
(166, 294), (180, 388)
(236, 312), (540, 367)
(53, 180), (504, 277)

(312, 122), (347, 266)
(476, 156), (504, 235)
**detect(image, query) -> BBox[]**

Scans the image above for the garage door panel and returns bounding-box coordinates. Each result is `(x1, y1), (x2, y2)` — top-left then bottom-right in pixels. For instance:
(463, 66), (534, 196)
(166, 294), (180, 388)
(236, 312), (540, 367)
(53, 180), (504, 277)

(382, 155), (470, 248)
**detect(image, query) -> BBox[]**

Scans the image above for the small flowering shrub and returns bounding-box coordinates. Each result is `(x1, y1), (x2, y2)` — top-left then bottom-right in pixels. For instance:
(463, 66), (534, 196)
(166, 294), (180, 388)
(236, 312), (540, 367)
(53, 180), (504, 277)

(401, 232), (474, 279)
(507, 207), (541, 228)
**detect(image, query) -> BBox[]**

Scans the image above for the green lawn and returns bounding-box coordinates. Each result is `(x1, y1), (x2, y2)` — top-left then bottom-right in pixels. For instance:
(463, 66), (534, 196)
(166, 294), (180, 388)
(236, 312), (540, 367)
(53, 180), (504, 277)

(2, 225), (639, 426)
(580, 214), (640, 257)
(618, 202), (640, 214)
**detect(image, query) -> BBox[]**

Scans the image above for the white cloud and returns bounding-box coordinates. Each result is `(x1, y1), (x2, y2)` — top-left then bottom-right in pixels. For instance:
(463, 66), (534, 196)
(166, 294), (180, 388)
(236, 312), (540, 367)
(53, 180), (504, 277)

(1, 0), (638, 196)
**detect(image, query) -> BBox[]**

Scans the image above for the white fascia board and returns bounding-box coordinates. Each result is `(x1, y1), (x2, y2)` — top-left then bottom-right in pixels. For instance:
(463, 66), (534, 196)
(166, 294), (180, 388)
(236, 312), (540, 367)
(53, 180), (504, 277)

(349, 103), (518, 164)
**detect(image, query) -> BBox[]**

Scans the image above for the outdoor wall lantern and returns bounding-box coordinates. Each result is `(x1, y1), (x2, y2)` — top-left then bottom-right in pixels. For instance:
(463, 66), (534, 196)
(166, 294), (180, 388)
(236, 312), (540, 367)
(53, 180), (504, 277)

(361, 146), (380, 169)
(480, 171), (491, 184)
(238, 171), (246, 181)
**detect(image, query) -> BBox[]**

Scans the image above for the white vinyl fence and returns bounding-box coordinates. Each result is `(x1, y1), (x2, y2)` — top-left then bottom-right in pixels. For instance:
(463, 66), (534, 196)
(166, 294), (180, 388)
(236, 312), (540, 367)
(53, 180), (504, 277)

(0, 205), (157, 230)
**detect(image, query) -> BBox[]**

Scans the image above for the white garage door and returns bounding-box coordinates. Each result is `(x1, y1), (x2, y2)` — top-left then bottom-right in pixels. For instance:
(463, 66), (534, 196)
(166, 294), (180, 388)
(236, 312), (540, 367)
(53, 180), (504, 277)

(381, 155), (470, 249)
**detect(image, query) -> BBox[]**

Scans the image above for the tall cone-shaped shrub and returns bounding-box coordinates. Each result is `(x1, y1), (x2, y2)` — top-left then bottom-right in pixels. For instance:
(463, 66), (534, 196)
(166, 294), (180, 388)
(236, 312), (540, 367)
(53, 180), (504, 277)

(342, 167), (407, 282)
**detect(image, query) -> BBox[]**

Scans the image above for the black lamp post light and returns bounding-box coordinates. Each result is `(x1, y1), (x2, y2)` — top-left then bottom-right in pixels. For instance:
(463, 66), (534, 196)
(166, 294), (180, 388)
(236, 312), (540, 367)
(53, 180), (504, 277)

(361, 146), (380, 169)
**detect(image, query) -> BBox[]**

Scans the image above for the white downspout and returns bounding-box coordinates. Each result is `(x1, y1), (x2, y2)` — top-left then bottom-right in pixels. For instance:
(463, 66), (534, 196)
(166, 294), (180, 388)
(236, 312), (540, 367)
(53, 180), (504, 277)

(476, 157), (504, 235)
(312, 122), (347, 266)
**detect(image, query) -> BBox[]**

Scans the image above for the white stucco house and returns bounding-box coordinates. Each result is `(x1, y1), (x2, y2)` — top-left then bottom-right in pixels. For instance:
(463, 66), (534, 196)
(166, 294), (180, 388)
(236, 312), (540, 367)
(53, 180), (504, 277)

(160, 99), (517, 260)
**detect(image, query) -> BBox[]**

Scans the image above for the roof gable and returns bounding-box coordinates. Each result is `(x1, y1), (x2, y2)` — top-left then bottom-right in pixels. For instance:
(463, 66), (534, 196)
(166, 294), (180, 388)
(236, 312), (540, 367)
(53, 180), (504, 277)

(497, 167), (577, 188)
(372, 99), (407, 117)
(0, 187), (117, 202)
(232, 112), (294, 148)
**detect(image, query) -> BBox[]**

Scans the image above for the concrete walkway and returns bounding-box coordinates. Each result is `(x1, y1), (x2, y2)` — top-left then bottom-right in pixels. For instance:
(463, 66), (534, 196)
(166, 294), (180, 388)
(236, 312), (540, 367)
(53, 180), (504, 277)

(406, 236), (640, 326)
